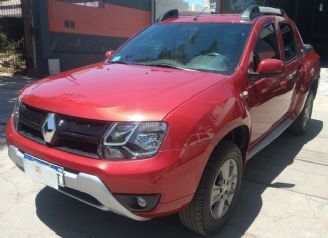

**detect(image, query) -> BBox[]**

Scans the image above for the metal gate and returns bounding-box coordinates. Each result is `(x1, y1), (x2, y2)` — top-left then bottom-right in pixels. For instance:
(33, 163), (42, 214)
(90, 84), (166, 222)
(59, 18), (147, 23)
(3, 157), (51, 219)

(0, 0), (26, 74)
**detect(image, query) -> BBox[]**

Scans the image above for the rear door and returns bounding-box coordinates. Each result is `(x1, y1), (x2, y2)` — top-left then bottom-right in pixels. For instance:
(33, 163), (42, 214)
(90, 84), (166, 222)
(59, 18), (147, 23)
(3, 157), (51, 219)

(277, 22), (303, 115)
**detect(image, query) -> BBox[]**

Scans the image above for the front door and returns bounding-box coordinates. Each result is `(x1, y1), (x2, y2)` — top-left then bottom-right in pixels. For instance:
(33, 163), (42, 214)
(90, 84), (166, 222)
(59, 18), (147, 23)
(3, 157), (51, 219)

(246, 23), (287, 145)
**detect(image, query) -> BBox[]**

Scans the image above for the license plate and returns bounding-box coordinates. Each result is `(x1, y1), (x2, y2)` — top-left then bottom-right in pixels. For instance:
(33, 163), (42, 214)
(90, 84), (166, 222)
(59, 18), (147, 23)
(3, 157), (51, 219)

(23, 153), (63, 189)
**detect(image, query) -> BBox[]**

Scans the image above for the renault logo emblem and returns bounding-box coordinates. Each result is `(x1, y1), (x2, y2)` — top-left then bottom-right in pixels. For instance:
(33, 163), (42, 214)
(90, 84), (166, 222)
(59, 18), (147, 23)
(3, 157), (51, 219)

(42, 113), (57, 144)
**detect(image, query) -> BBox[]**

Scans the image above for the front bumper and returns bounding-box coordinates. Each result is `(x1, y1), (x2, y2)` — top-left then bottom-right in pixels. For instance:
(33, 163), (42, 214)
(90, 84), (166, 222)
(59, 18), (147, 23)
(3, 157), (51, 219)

(6, 118), (206, 218)
(8, 145), (149, 221)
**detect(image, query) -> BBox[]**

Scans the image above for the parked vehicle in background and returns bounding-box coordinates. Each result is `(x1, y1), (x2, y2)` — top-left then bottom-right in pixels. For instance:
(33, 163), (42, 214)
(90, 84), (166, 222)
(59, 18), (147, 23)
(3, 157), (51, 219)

(6, 5), (320, 235)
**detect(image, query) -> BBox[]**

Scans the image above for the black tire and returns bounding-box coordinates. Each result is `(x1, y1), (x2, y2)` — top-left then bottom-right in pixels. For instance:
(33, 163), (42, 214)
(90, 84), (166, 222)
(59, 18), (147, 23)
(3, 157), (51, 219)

(179, 140), (243, 235)
(288, 90), (314, 135)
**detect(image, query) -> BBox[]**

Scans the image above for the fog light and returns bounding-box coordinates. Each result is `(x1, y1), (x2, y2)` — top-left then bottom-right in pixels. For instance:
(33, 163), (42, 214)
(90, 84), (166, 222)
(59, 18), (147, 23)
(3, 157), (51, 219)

(114, 194), (161, 212)
(137, 197), (147, 208)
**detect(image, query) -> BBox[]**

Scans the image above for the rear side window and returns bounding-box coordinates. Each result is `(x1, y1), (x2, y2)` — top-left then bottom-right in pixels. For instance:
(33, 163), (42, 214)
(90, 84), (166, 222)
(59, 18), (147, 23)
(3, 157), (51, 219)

(279, 23), (298, 62)
(253, 23), (280, 70)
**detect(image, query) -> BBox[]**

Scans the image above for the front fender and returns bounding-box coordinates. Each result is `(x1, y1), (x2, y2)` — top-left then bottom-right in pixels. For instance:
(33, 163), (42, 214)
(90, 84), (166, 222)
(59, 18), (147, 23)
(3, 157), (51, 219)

(163, 79), (250, 150)
(161, 79), (250, 199)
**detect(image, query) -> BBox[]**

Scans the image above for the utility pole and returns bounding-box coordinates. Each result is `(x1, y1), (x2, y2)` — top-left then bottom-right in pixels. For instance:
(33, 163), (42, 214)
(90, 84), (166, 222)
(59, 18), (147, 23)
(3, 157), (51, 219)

(21, 0), (35, 75)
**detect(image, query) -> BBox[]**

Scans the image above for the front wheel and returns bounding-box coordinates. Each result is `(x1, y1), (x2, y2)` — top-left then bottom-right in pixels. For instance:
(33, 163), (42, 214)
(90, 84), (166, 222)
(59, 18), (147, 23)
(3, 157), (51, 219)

(179, 141), (243, 235)
(288, 90), (314, 135)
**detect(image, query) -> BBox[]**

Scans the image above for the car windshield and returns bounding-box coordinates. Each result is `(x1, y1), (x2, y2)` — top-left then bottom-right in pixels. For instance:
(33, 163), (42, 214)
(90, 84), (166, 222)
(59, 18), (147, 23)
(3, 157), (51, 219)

(109, 23), (252, 75)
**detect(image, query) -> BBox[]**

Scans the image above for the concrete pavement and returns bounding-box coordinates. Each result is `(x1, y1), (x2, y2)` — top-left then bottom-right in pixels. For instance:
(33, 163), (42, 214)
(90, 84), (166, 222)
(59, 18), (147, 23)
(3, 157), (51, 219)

(0, 72), (327, 238)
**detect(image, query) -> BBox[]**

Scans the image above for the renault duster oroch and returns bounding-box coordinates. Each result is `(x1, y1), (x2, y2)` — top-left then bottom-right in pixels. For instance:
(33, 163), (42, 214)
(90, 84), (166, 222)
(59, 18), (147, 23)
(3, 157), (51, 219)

(6, 5), (320, 235)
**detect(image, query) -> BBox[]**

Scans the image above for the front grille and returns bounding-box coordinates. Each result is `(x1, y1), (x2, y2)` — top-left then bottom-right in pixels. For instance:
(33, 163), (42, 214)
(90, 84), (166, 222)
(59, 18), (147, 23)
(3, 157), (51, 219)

(17, 103), (109, 158)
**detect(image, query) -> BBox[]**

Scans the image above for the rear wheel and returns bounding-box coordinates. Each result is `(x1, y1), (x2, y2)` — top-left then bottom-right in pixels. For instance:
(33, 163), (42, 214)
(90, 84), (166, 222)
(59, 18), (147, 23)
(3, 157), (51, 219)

(179, 141), (243, 235)
(289, 90), (314, 135)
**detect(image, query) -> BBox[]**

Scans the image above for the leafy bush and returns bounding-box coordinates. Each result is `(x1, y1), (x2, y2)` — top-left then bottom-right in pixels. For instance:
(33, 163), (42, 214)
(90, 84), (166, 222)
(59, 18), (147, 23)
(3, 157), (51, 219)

(0, 32), (25, 71)
(0, 32), (10, 52)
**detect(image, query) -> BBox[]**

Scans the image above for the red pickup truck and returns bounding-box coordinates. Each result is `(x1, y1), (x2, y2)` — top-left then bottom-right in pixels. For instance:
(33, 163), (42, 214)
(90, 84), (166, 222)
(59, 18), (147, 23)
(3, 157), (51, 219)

(6, 5), (320, 235)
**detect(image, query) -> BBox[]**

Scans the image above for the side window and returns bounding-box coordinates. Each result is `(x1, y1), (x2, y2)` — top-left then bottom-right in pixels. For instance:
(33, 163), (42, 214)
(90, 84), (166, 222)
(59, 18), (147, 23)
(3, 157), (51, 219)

(253, 24), (280, 71)
(279, 23), (297, 62)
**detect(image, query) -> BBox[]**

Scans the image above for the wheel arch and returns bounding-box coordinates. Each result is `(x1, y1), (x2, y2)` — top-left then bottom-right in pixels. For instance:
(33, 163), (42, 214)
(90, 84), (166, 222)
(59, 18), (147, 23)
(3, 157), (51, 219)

(209, 124), (250, 166)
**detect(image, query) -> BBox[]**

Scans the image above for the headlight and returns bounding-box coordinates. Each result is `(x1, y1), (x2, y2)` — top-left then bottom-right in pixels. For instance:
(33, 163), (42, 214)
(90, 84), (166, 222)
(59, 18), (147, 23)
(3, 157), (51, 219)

(12, 97), (21, 130)
(99, 122), (168, 160)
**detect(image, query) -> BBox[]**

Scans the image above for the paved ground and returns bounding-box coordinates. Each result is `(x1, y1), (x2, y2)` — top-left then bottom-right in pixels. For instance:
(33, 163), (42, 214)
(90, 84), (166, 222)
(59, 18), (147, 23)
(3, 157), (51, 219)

(0, 71), (327, 238)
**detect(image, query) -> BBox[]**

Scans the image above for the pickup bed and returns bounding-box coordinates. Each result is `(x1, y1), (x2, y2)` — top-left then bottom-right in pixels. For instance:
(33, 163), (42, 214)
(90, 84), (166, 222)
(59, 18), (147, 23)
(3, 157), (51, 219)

(6, 5), (320, 235)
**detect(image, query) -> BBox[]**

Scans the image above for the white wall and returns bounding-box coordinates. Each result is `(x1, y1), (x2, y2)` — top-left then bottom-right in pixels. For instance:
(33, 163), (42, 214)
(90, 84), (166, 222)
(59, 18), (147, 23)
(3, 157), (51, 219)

(154, 0), (189, 20)
(189, 3), (205, 11)
(223, 0), (260, 13)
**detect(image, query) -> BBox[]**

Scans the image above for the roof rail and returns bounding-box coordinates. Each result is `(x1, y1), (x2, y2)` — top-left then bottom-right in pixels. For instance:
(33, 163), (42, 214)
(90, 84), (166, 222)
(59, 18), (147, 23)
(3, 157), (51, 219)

(241, 5), (287, 22)
(156, 9), (212, 23)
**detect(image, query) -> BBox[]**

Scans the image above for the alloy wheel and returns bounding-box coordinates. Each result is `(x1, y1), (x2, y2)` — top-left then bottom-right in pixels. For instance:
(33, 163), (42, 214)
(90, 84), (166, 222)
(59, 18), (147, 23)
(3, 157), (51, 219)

(303, 93), (314, 128)
(210, 159), (238, 220)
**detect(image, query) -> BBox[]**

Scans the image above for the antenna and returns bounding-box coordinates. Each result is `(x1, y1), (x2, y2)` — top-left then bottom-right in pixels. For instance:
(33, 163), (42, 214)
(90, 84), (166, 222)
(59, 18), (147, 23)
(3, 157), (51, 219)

(193, 4), (210, 21)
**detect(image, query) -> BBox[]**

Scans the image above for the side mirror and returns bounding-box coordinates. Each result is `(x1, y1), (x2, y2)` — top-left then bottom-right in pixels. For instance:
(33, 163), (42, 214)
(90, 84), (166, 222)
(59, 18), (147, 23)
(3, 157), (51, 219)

(248, 59), (285, 81)
(257, 59), (285, 75)
(104, 50), (114, 59)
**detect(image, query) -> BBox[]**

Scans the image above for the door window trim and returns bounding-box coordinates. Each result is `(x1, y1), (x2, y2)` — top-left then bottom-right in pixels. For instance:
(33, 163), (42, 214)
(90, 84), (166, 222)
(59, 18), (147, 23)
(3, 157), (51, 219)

(249, 22), (281, 77)
(279, 22), (299, 64)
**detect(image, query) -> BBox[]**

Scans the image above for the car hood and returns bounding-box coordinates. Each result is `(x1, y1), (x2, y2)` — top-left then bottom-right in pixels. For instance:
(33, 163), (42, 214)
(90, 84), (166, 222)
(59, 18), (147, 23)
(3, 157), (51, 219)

(21, 63), (227, 121)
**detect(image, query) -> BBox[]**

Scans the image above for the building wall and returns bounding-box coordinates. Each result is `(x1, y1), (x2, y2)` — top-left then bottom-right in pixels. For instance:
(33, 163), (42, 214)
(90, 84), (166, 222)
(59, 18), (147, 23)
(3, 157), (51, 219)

(38, 0), (152, 74)
(36, 0), (221, 75)
(48, 0), (151, 38)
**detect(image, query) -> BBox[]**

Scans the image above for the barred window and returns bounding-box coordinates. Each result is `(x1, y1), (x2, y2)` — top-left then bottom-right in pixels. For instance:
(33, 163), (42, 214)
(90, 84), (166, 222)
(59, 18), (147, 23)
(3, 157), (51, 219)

(56, 0), (104, 8)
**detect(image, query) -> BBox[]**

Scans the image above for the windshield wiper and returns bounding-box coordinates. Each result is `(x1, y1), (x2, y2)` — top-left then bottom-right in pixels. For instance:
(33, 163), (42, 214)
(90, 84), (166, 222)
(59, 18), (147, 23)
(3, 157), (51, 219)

(109, 60), (129, 65)
(141, 63), (187, 70)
